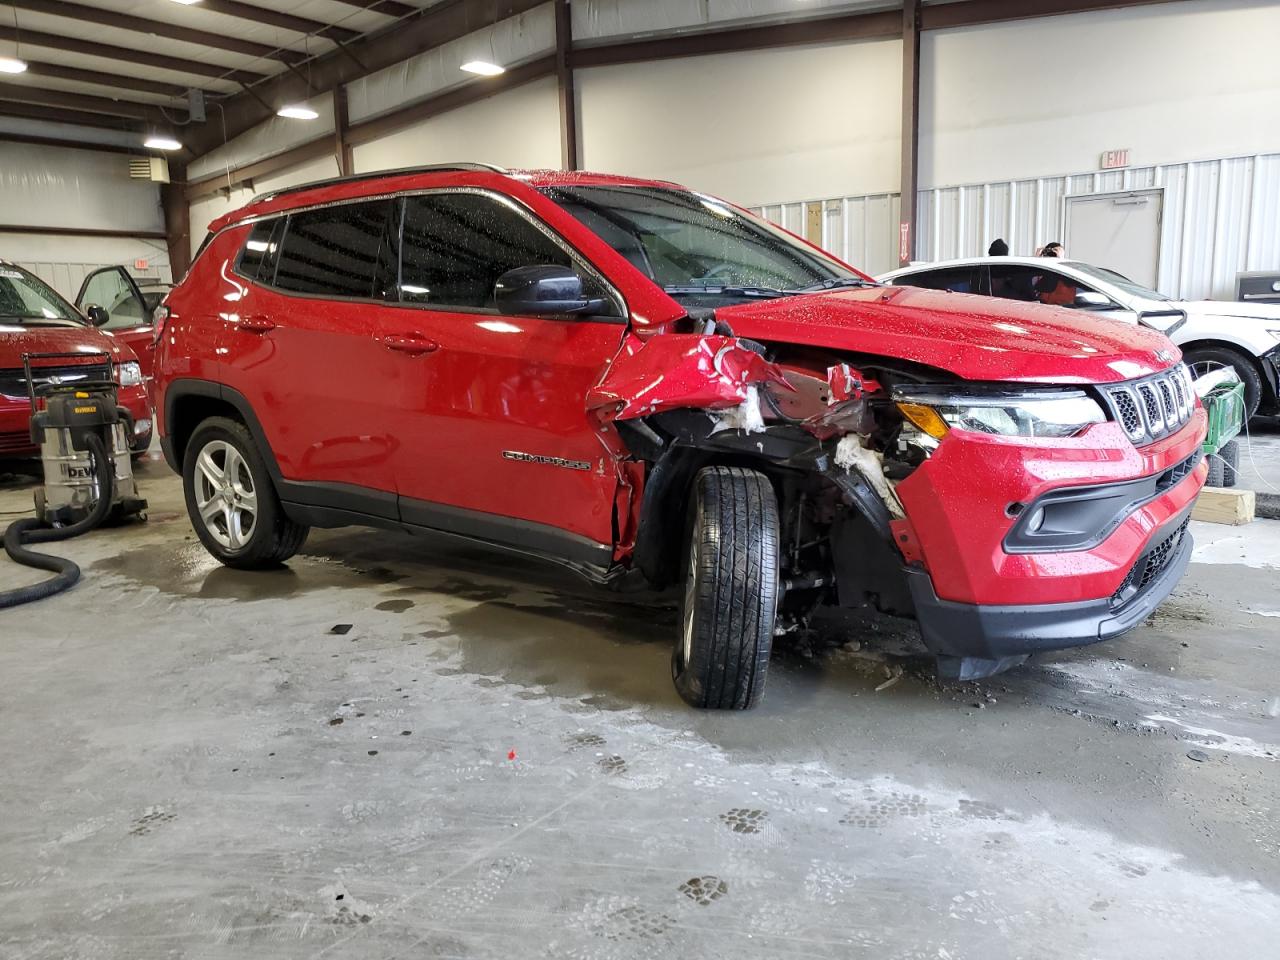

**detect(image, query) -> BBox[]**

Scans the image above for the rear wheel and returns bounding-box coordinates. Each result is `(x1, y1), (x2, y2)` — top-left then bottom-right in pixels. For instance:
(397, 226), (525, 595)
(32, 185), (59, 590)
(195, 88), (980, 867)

(672, 466), (780, 710)
(1184, 346), (1263, 421)
(182, 417), (308, 568)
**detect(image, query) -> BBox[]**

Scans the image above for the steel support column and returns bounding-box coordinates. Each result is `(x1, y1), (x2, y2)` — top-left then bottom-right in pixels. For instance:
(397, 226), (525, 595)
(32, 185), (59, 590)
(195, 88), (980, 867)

(899, 0), (921, 266)
(555, 0), (579, 170)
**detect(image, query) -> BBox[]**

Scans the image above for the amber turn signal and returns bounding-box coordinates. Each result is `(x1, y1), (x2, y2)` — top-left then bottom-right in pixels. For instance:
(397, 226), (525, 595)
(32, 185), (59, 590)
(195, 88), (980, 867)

(896, 401), (950, 439)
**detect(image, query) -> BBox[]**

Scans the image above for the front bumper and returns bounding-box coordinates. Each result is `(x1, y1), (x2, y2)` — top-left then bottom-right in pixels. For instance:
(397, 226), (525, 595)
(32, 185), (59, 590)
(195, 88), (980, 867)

(0, 386), (152, 457)
(906, 503), (1194, 679)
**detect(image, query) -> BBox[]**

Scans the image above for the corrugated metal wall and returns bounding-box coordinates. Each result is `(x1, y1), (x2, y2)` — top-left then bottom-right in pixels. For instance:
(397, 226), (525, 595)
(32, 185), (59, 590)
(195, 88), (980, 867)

(756, 151), (1280, 301)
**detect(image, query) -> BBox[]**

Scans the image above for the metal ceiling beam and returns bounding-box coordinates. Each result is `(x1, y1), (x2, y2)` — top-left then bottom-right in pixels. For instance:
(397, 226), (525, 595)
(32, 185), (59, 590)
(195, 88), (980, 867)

(0, 132), (148, 155)
(191, 0), (361, 44)
(569, 9), (901, 68)
(0, 99), (145, 132)
(0, 24), (268, 85)
(0, 81), (177, 123)
(188, 0), (548, 155)
(4, 0), (308, 64)
(185, 55), (558, 200)
(919, 0), (1185, 28)
(21, 60), (192, 100)
(327, 0), (418, 18)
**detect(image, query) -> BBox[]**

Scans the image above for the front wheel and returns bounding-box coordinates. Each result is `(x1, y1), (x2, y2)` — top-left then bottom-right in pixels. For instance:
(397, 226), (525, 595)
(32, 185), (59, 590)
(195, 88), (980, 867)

(1184, 346), (1263, 421)
(182, 417), (309, 569)
(672, 466), (780, 710)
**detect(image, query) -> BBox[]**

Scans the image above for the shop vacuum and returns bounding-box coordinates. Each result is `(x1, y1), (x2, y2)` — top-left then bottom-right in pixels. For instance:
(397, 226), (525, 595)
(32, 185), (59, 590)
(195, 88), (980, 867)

(1, 353), (146, 609)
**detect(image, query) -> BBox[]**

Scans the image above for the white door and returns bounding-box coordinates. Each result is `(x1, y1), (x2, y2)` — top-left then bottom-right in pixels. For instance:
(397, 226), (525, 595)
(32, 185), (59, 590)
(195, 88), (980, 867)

(1065, 190), (1163, 288)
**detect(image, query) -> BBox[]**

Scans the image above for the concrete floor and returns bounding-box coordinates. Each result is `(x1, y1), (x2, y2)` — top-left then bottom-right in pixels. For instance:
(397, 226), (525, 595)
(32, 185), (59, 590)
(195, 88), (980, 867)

(2, 445), (1280, 959)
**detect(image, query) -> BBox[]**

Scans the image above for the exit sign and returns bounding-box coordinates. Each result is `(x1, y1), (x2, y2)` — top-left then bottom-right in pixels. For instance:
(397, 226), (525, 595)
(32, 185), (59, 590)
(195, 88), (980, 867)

(134, 258), (149, 271)
(1100, 149), (1130, 170)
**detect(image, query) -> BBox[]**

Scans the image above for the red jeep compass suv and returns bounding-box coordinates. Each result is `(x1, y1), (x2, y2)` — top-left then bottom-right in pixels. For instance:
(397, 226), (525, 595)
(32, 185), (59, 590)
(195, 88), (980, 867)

(155, 163), (1207, 709)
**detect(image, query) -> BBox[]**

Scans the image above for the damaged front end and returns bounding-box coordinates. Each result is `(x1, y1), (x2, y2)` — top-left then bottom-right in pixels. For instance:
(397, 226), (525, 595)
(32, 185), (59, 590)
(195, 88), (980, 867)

(591, 324), (937, 636)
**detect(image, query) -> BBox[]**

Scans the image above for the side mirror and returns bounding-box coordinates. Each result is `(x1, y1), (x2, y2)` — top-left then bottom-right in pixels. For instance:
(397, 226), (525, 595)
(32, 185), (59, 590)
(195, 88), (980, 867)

(494, 265), (604, 316)
(85, 304), (110, 326)
(1074, 291), (1112, 309)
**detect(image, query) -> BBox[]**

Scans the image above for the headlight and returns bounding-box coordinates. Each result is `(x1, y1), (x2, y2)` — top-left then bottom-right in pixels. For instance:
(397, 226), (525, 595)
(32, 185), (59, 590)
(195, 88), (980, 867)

(115, 361), (143, 387)
(893, 386), (1107, 439)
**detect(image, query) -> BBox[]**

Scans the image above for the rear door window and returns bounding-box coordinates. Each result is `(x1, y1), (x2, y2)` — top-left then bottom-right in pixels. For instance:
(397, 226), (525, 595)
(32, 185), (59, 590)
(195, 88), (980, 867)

(273, 200), (399, 299)
(399, 192), (609, 311)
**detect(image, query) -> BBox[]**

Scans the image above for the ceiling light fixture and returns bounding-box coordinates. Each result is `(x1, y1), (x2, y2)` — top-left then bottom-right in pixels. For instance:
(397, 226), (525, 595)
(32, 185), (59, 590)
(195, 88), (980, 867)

(144, 136), (183, 151)
(460, 60), (504, 77)
(168, 0), (203, 5)
(0, 56), (26, 74)
(277, 104), (319, 120)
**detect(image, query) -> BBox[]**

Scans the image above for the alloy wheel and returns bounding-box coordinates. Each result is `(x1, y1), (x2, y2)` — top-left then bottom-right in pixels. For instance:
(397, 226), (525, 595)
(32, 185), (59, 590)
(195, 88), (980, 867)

(193, 439), (258, 551)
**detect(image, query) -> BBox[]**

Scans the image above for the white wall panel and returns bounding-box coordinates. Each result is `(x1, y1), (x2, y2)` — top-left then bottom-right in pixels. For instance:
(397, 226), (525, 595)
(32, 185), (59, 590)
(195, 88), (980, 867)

(352, 78), (561, 174)
(761, 152), (1280, 302)
(573, 0), (891, 40)
(1, 235), (172, 300)
(188, 155), (341, 257)
(921, 0), (1280, 188)
(0, 143), (163, 233)
(188, 92), (336, 182)
(347, 4), (554, 123)
(579, 39), (901, 206)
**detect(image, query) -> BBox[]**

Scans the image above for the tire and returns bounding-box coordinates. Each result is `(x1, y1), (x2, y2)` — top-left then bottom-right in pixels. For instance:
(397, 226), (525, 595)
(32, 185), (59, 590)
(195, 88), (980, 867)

(1184, 346), (1263, 421)
(672, 466), (780, 710)
(182, 416), (309, 569)
(1206, 438), (1240, 488)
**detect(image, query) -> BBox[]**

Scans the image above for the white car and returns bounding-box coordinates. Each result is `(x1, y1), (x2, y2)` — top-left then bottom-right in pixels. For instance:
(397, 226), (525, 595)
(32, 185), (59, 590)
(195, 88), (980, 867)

(878, 257), (1280, 419)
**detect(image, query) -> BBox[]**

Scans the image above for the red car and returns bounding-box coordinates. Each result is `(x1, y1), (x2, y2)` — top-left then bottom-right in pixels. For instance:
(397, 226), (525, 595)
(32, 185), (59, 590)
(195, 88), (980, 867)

(1, 261), (152, 461)
(154, 164), (1207, 709)
(75, 266), (164, 382)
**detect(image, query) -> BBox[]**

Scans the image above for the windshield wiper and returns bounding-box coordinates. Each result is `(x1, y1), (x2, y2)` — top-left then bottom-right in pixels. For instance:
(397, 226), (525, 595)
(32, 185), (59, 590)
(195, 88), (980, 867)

(796, 277), (881, 292)
(662, 284), (790, 299)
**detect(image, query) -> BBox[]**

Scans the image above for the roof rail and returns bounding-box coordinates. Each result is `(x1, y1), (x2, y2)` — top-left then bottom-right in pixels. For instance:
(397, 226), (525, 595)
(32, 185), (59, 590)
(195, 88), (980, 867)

(250, 163), (508, 205)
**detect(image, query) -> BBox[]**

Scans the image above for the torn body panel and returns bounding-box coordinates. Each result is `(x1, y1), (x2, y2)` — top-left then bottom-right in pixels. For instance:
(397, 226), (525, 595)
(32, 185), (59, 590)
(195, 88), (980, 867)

(591, 328), (919, 629)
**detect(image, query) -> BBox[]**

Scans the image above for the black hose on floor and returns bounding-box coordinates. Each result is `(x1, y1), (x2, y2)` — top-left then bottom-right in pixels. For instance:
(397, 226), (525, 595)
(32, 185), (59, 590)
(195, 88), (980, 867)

(0, 432), (115, 610)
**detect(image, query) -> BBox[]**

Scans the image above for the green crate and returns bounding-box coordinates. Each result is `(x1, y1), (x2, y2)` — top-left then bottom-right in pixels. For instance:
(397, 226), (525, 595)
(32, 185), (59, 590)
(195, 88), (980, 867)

(1201, 380), (1245, 455)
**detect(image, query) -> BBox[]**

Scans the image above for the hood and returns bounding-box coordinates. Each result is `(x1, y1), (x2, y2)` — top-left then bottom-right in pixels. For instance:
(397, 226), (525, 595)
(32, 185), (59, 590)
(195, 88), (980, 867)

(716, 286), (1178, 385)
(1179, 299), (1280, 323)
(0, 324), (134, 367)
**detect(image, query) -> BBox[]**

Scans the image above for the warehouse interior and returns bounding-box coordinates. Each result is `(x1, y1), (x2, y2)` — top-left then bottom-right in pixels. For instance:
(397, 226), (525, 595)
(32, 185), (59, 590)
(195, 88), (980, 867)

(2, 1), (1280, 956)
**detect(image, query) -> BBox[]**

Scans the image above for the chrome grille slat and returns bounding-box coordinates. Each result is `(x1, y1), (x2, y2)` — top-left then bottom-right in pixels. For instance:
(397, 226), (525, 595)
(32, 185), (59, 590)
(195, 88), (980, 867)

(1102, 364), (1194, 446)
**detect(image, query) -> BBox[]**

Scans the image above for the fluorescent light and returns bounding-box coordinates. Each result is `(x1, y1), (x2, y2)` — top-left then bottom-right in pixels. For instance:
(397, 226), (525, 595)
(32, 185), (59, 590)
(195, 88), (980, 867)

(460, 60), (504, 77)
(168, 0), (202, 5)
(0, 57), (27, 74)
(144, 136), (182, 151)
(277, 104), (319, 120)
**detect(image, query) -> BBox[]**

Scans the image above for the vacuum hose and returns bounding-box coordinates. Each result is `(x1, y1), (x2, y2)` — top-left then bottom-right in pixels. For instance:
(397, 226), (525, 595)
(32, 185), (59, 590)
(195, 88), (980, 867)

(0, 432), (115, 609)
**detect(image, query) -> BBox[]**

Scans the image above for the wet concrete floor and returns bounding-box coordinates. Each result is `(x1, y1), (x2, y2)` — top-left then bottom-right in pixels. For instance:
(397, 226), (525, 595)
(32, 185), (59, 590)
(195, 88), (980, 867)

(1, 456), (1279, 958)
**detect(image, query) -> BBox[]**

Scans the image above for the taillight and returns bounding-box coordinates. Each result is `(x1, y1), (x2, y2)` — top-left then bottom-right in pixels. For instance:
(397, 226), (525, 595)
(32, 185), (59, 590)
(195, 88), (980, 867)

(152, 304), (170, 344)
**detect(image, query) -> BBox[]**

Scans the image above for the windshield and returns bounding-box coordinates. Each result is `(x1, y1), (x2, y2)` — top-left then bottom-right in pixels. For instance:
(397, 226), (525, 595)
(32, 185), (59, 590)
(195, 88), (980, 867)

(1066, 262), (1171, 302)
(0, 265), (83, 325)
(540, 185), (872, 302)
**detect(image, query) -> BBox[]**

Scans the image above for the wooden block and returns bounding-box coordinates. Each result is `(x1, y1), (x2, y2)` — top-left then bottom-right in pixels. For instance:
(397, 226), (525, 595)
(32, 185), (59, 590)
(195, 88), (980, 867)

(1192, 487), (1255, 525)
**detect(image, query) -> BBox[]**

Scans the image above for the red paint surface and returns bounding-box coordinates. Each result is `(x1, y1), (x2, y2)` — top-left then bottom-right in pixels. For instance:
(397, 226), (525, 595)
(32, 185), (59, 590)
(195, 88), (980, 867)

(165, 166), (1209, 617)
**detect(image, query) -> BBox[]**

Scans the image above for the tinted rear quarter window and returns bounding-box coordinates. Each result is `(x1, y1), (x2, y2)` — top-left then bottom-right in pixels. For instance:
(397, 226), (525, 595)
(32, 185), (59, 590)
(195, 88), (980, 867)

(897, 267), (980, 294)
(274, 200), (398, 299)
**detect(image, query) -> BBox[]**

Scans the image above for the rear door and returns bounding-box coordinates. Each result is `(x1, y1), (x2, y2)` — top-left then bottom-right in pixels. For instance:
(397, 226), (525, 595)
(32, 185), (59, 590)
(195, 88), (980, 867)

(218, 199), (404, 505)
(76, 266), (156, 377)
(388, 190), (627, 551)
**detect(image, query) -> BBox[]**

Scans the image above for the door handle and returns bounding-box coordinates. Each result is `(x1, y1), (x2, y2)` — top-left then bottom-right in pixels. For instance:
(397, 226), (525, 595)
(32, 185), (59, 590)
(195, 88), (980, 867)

(384, 335), (439, 355)
(236, 315), (276, 333)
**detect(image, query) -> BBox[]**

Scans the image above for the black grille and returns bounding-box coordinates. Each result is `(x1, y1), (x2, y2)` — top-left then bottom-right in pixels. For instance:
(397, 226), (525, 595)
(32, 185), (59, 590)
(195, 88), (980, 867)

(1111, 518), (1190, 607)
(1113, 390), (1141, 435)
(0, 362), (112, 399)
(1102, 365), (1195, 446)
